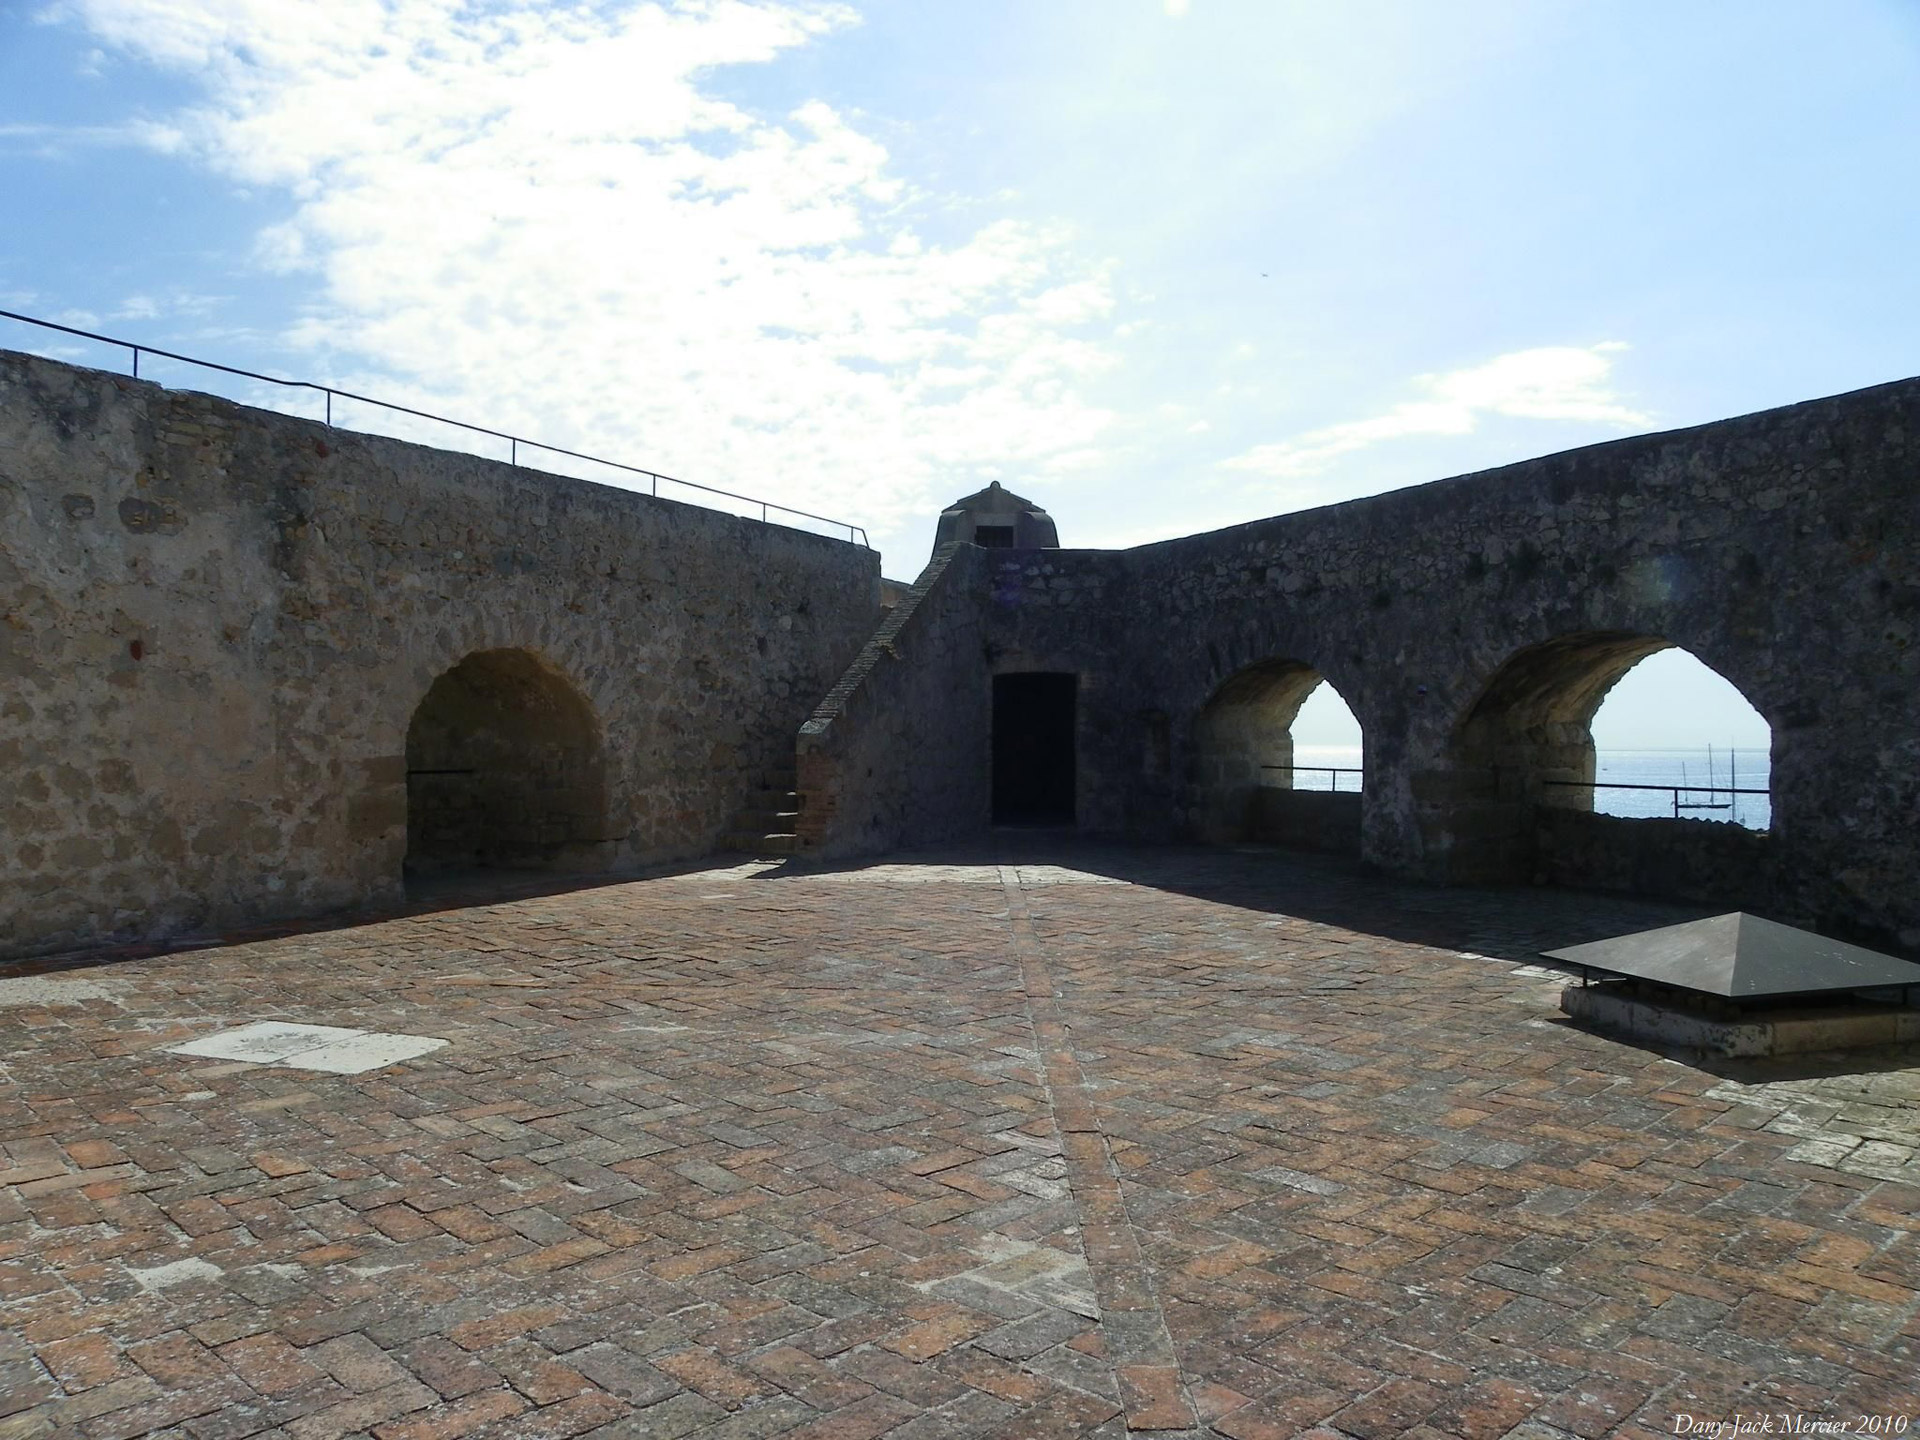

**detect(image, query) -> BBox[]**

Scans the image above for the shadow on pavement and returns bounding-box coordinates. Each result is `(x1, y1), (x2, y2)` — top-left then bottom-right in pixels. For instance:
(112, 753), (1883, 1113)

(748, 833), (1719, 966)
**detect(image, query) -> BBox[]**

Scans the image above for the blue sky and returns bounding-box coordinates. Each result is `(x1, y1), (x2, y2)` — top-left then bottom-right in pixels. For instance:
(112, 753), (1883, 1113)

(5, 0), (1915, 749)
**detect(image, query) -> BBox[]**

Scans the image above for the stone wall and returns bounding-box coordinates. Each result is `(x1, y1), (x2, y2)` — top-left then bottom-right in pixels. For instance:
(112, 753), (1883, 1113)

(1532, 809), (1775, 913)
(1250, 788), (1363, 855)
(12, 343), (1918, 956)
(801, 376), (1920, 949)
(795, 544), (990, 858)
(0, 349), (878, 959)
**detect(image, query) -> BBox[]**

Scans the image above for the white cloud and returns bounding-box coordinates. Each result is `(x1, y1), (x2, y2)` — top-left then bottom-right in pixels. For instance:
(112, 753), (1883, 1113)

(54, 0), (1124, 558)
(0, 119), (178, 152)
(1164, 0), (1192, 16)
(1223, 343), (1649, 480)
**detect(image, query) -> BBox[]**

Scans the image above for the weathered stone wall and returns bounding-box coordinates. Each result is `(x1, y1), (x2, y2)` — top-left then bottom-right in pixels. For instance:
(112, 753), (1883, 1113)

(795, 544), (990, 858)
(1250, 788), (1363, 855)
(973, 552), (1167, 840)
(0, 349), (878, 959)
(803, 377), (1920, 949)
(1532, 810), (1775, 913)
(12, 344), (1917, 955)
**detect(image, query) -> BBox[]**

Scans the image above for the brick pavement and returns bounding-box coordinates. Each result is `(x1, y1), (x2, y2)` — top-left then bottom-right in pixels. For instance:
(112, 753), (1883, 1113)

(2, 843), (1916, 1439)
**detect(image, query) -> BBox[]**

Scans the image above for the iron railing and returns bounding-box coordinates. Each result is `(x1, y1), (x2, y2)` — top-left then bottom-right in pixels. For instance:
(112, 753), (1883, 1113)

(1542, 779), (1770, 819)
(1260, 764), (1365, 793)
(0, 308), (870, 547)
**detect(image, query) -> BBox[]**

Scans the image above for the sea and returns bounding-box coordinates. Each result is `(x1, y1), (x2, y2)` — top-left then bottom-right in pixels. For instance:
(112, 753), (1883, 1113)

(1289, 744), (1771, 831)
(1590, 747), (1771, 831)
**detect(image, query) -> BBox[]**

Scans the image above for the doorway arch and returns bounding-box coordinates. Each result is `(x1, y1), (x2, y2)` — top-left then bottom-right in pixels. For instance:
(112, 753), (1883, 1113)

(404, 648), (611, 874)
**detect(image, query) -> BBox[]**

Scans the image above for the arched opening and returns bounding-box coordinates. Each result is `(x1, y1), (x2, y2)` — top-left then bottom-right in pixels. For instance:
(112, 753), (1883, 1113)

(1291, 679), (1365, 793)
(1591, 648), (1772, 829)
(1447, 633), (1772, 886)
(404, 649), (611, 876)
(1193, 660), (1363, 850)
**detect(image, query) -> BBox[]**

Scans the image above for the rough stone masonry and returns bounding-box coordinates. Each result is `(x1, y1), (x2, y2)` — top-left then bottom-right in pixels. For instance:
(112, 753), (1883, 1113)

(0, 349), (878, 959)
(5, 346), (1920, 961)
(798, 377), (1920, 952)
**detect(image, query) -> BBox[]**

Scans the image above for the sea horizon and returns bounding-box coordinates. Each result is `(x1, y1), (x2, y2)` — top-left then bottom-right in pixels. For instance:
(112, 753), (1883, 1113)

(1287, 744), (1771, 830)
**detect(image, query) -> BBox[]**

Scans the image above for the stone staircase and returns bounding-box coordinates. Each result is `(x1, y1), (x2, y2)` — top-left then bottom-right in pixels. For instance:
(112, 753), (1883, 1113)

(724, 763), (801, 856)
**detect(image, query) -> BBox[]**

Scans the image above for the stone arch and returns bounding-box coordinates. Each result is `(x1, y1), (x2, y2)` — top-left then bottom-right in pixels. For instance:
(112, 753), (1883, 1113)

(404, 648), (613, 875)
(1192, 659), (1362, 843)
(1444, 631), (1771, 880)
(1589, 648), (1773, 829)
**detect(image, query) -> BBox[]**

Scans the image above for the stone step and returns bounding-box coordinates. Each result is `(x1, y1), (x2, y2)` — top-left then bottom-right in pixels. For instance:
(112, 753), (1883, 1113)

(726, 762), (800, 857)
(725, 830), (797, 856)
(730, 806), (799, 827)
(729, 817), (798, 840)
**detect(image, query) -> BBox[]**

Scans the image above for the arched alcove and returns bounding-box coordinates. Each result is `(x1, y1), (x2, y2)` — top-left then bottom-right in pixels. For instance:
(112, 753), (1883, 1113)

(1193, 660), (1363, 846)
(404, 649), (611, 875)
(1455, 633), (1666, 806)
(1447, 632), (1772, 884)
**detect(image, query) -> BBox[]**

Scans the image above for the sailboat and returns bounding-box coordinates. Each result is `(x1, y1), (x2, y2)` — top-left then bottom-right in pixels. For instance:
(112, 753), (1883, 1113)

(1676, 745), (1732, 812)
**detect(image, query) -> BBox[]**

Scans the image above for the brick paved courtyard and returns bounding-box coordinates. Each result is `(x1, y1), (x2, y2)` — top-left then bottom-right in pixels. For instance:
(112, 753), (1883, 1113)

(3, 844), (1917, 1439)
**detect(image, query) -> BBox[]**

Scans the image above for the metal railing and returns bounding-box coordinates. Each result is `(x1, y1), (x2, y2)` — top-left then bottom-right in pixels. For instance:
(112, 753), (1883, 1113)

(1260, 764), (1365, 793)
(0, 308), (870, 547)
(1542, 779), (1770, 819)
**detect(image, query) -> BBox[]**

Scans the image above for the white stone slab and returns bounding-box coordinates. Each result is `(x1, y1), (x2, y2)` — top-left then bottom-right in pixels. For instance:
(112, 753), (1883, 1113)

(278, 1032), (448, 1074)
(167, 1022), (362, 1065)
(165, 1021), (448, 1074)
(129, 1256), (223, 1291)
(0, 975), (116, 1006)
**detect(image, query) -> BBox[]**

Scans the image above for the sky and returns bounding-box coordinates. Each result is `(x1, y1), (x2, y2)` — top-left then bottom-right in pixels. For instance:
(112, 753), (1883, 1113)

(4, 0), (1914, 751)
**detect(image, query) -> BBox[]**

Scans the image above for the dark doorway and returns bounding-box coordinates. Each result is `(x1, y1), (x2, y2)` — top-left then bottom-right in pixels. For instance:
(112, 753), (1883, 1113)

(993, 673), (1076, 824)
(974, 525), (1015, 548)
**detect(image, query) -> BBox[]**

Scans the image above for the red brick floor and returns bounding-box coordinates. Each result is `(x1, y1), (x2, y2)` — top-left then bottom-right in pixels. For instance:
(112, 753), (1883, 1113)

(3, 843), (1916, 1439)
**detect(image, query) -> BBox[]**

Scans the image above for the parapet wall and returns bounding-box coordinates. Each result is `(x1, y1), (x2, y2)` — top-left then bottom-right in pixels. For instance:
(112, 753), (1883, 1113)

(803, 376), (1920, 949)
(11, 344), (1918, 956)
(0, 349), (878, 959)
(1531, 809), (1776, 913)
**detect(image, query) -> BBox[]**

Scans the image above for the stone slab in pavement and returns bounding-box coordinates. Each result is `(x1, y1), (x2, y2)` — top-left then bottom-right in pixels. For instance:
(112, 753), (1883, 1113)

(165, 1023), (451, 1076)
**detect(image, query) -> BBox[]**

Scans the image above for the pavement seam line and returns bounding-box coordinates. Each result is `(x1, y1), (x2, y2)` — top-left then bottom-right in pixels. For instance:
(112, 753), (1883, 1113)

(997, 865), (1199, 1434)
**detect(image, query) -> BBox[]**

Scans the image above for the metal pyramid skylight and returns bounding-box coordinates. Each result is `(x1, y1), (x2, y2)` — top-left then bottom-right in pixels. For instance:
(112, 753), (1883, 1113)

(1542, 912), (1920, 1000)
